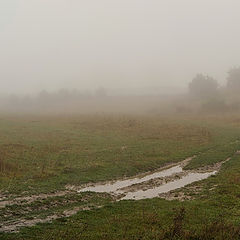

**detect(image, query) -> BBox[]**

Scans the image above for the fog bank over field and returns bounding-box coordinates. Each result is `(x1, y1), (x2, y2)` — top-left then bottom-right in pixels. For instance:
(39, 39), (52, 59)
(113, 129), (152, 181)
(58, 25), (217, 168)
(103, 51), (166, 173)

(1, 0), (240, 96)
(0, 92), (180, 115)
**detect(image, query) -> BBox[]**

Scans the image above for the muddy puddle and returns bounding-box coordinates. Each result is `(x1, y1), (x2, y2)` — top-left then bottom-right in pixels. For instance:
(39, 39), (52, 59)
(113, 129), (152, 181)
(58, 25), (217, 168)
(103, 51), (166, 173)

(78, 165), (183, 194)
(121, 171), (216, 200)
(78, 157), (220, 200)
(0, 156), (230, 233)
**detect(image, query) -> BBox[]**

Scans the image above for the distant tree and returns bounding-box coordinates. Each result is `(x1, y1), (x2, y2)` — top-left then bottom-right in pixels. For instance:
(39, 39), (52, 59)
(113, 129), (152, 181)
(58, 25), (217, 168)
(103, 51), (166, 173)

(38, 90), (51, 106)
(189, 74), (218, 99)
(56, 88), (71, 101)
(58, 88), (70, 97)
(38, 90), (50, 100)
(227, 67), (240, 92)
(95, 87), (107, 98)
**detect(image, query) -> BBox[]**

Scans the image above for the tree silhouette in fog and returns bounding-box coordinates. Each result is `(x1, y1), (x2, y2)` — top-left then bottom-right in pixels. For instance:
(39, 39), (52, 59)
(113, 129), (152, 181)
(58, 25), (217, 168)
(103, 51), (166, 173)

(227, 67), (240, 93)
(189, 74), (218, 99)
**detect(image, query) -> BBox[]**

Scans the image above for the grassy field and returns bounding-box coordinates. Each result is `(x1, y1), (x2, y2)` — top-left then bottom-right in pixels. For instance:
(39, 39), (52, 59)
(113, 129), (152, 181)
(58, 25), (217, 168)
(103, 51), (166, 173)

(1, 113), (240, 239)
(0, 114), (219, 194)
(3, 153), (240, 240)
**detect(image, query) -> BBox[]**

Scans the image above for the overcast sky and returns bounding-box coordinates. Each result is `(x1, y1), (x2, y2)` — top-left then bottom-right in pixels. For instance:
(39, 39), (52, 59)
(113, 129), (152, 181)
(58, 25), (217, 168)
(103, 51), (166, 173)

(1, 0), (240, 95)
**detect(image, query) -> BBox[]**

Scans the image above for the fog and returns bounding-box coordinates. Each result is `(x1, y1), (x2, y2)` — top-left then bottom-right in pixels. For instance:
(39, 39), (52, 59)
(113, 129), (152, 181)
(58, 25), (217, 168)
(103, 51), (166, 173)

(1, 0), (240, 95)
(1, 1), (240, 114)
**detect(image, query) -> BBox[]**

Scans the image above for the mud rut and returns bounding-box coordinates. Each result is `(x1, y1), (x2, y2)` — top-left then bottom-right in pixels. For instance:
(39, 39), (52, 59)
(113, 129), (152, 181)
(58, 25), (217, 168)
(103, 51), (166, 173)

(0, 156), (229, 233)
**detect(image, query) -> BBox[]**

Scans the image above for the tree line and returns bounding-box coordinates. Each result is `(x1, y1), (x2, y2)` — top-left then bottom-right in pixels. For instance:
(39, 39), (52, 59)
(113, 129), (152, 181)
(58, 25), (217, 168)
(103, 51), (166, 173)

(188, 67), (240, 112)
(189, 67), (240, 98)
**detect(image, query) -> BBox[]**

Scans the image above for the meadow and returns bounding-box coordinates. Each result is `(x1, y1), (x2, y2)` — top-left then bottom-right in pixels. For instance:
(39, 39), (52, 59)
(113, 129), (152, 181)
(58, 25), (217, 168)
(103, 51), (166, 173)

(1, 113), (240, 239)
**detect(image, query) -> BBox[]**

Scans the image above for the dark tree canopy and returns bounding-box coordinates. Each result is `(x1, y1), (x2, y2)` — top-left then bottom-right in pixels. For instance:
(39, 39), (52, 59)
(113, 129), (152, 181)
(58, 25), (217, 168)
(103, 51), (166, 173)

(227, 67), (240, 92)
(189, 74), (218, 99)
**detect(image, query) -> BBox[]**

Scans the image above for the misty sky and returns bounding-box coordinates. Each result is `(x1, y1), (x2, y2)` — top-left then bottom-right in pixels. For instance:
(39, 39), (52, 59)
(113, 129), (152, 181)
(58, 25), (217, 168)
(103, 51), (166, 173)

(1, 0), (240, 95)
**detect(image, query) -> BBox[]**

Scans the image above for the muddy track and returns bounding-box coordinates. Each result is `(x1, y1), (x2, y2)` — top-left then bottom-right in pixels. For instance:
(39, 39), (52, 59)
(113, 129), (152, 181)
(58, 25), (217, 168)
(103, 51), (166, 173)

(0, 205), (97, 233)
(0, 156), (231, 233)
(0, 191), (73, 209)
(77, 156), (227, 201)
(0, 191), (111, 233)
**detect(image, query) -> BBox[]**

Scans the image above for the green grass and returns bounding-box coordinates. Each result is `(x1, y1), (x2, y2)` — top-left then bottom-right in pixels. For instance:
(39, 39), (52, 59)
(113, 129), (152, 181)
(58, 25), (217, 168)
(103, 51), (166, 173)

(0, 114), (227, 195)
(3, 154), (240, 240)
(2, 113), (240, 239)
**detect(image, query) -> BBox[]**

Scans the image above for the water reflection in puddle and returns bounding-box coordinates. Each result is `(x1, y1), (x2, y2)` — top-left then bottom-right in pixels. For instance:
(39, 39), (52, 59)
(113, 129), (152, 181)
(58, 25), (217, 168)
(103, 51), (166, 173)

(78, 165), (183, 193)
(78, 160), (217, 200)
(121, 171), (216, 200)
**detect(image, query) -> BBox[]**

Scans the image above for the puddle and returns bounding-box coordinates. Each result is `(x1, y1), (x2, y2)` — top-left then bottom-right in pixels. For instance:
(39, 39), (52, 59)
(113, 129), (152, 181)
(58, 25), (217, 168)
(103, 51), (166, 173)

(0, 155), (233, 233)
(121, 171), (216, 200)
(78, 165), (183, 194)
(78, 156), (220, 201)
